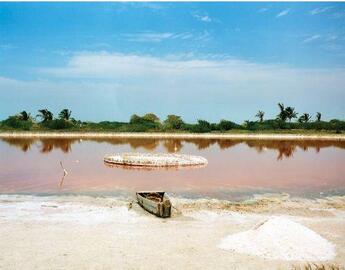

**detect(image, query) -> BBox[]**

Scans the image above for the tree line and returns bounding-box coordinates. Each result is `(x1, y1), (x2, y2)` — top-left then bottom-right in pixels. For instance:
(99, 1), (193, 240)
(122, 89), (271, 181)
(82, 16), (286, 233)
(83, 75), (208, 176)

(0, 104), (344, 133)
(273, 103), (321, 123)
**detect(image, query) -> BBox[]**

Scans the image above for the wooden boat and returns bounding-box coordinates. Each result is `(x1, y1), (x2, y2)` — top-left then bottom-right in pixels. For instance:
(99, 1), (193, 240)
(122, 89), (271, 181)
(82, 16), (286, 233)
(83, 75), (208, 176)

(136, 192), (171, 218)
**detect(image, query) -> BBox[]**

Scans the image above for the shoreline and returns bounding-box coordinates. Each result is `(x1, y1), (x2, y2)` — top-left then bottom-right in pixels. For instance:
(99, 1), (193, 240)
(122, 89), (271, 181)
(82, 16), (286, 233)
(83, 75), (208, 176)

(1, 194), (344, 269)
(0, 131), (345, 141)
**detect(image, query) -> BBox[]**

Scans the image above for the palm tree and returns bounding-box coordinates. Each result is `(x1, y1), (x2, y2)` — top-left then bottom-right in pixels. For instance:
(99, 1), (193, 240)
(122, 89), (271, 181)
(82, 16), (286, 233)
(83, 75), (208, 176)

(298, 113), (312, 123)
(37, 109), (53, 122)
(278, 102), (284, 112)
(255, 110), (265, 123)
(18, 111), (30, 121)
(285, 107), (298, 122)
(316, 112), (322, 122)
(59, 109), (72, 121)
(277, 103), (287, 122)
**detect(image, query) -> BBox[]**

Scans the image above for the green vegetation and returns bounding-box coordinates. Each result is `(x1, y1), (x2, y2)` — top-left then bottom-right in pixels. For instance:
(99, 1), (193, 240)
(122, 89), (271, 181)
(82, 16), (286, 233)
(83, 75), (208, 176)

(58, 109), (72, 121)
(0, 105), (344, 134)
(316, 112), (322, 122)
(298, 113), (312, 123)
(37, 109), (53, 122)
(255, 111), (265, 123)
(164, 115), (184, 130)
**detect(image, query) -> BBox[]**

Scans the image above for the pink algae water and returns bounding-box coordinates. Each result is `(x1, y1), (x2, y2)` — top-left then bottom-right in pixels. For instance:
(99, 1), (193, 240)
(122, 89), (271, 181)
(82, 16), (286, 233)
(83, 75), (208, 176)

(0, 138), (344, 200)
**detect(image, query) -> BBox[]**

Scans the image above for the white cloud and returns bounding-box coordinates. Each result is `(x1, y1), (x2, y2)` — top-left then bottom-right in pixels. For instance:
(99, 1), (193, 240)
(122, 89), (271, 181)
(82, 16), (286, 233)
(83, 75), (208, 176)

(122, 32), (193, 42)
(0, 76), (18, 84)
(192, 11), (213, 22)
(37, 52), (345, 96)
(130, 2), (167, 10)
(276, 9), (290, 18)
(302, 35), (321, 44)
(310, 6), (333, 15)
(117, 2), (169, 12)
(40, 51), (286, 81)
(122, 32), (174, 42)
(134, 2), (166, 10)
(172, 33), (194, 40)
(258, 8), (268, 13)
(2, 52), (345, 122)
(194, 30), (211, 42)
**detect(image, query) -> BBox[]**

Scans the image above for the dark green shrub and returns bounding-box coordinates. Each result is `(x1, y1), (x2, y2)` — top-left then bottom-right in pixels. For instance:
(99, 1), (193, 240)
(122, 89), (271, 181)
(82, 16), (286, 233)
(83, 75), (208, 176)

(218, 120), (237, 131)
(44, 119), (74, 130)
(164, 115), (184, 130)
(210, 123), (219, 131)
(124, 123), (158, 132)
(129, 114), (159, 126)
(329, 119), (345, 131)
(129, 114), (142, 124)
(191, 120), (212, 133)
(142, 113), (160, 123)
(97, 121), (125, 130)
(2, 116), (33, 130)
(243, 121), (261, 131)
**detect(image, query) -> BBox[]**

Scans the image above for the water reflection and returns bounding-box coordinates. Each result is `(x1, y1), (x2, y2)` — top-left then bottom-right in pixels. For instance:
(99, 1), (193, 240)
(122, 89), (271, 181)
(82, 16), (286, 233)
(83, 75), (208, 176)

(39, 139), (80, 153)
(244, 140), (345, 160)
(1, 138), (36, 152)
(163, 139), (183, 152)
(1, 137), (345, 160)
(246, 140), (297, 160)
(1, 138), (80, 153)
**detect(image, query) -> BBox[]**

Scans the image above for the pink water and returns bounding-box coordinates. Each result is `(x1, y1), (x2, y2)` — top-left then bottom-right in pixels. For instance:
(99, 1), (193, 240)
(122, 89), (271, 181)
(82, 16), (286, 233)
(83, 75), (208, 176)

(0, 138), (344, 200)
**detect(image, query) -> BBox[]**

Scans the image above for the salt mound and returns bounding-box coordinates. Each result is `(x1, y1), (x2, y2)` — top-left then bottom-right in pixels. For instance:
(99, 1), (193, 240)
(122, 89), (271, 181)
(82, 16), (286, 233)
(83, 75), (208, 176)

(104, 152), (208, 167)
(218, 216), (335, 261)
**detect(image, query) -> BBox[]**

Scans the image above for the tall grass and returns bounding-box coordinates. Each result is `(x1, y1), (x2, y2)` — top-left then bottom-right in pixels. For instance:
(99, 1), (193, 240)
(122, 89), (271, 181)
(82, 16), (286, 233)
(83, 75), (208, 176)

(292, 262), (342, 270)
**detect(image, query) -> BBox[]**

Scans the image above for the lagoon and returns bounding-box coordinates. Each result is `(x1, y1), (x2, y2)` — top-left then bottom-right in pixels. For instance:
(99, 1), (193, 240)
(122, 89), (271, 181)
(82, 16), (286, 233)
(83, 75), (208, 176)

(1, 137), (344, 200)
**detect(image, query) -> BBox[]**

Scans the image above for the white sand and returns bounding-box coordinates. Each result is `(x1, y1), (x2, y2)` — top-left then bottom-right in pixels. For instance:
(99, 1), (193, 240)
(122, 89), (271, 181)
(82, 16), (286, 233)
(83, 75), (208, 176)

(1, 195), (344, 269)
(0, 200), (144, 225)
(184, 210), (248, 223)
(218, 216), (336, 261)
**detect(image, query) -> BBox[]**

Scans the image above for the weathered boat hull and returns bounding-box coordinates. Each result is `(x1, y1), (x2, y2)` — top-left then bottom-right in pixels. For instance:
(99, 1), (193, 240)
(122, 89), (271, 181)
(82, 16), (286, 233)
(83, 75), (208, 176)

(136, 192), (171, 218)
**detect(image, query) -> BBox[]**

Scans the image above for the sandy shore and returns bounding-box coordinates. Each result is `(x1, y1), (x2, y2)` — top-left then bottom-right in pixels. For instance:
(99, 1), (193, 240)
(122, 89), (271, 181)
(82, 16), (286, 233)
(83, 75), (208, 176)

(0, 194), (344, 270)
(0, 131), (344, 141)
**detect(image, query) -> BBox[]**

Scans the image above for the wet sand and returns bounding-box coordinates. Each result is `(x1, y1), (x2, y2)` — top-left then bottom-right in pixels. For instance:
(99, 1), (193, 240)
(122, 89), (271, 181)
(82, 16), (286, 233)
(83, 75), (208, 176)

(0, 194), (344, 270)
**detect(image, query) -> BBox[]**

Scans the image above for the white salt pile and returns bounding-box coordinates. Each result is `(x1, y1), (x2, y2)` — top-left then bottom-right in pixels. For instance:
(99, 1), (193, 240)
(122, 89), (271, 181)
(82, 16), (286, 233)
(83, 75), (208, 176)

(104, 152), (208, 167)
(218, 216), (336, 261)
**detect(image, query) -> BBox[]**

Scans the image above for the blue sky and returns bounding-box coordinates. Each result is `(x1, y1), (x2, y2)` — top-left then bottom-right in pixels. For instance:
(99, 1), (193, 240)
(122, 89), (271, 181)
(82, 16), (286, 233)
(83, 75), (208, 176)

(0, 2), (345, 123)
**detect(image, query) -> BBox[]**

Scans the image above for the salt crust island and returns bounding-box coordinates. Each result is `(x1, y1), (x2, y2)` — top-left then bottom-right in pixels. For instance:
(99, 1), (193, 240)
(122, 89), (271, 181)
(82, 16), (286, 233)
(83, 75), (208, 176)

(103, 152), (208, 168)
